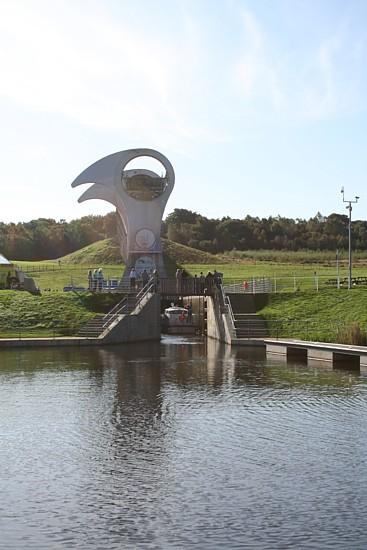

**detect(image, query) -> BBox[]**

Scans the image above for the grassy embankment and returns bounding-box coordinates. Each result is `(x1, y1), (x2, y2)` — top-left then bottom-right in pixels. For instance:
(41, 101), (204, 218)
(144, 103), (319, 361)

(0, 291), (123, 338)
(5, 238), (367, 342)
(256, 289), (367, 344)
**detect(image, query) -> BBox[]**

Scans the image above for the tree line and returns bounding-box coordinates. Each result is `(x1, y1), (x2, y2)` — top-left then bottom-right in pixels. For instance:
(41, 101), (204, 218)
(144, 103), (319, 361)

(0, 213), (116, 260)
(1, 208), (367, 261)
(162, 209), (367, 253)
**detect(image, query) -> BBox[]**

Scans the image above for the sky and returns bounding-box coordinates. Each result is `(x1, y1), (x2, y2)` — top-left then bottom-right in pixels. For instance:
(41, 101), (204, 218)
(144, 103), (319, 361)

(0, 0), (366, 223)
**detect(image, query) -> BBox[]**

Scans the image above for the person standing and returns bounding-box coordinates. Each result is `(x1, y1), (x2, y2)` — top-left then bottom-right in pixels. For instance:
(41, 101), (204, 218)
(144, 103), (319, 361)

(129, 267), (137, 290)
(176, 268), (182, 294)
(88, 269), (93, 291)
(193, 274), (198, 294)
(186, 303), (193, 324)
(153, 269), (159, 292)
(142, 269), (149, 287)
(205, 271), (214, 293)
(199, 272), (205, 294)
(92, 269), (98, 292)
(97, 268), (104, 292)
(213, 269), (222, 288)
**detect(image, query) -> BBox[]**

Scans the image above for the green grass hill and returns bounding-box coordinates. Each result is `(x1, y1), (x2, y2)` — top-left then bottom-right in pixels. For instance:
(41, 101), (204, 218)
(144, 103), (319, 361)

(59, 239), (121, 265)
(59, 237), (219, 267)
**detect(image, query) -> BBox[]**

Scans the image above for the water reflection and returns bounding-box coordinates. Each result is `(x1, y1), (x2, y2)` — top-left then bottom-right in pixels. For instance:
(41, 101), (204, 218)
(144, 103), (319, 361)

(0, 338), (367, 549)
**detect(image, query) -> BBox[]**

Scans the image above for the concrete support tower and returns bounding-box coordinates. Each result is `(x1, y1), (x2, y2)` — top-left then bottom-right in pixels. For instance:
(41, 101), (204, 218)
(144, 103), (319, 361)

(71, 148), (175, 278)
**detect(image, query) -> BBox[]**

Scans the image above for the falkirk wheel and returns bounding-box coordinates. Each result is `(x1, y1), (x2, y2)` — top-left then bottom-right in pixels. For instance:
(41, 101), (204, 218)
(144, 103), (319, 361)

(71, 148), (175, 278)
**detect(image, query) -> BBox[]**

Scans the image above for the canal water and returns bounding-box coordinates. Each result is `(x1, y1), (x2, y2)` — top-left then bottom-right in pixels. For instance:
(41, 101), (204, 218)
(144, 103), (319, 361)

(1, 336), (367, 549)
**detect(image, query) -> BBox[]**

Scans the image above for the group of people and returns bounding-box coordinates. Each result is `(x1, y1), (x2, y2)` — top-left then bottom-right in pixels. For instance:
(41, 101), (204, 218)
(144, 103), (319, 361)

(175, 269), (223, 294)
(88, 268), (104, 292)
(87, 266), (223, 294)
(129, 268), (158, 290)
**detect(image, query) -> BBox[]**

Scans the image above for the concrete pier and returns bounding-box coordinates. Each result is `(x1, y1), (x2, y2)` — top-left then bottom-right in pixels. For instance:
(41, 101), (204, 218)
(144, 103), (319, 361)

(265, 339), (367, 370)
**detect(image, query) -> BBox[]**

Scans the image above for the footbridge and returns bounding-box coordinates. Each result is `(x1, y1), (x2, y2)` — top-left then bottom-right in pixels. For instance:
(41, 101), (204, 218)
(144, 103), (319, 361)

(101, 277), (215, 297)
(79, 277), (214, 340)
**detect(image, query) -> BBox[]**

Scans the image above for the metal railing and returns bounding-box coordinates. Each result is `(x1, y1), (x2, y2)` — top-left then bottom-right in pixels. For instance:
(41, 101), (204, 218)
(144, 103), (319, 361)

(224, 295), (237, 338)
(158, 277), (215, 296)
(98, 279), (156, 334)
(62, 277), (217, 295)
(222, 274), (367, 294)
(223, 277), (273, 294)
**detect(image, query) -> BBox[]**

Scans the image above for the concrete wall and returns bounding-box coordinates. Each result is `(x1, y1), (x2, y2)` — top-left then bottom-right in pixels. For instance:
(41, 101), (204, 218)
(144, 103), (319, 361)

(206, 296), (232, 344)
(102, 293), (161, 344)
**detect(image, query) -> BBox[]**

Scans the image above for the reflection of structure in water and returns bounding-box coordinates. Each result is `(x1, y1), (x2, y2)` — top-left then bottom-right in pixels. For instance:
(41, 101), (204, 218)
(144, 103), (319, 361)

(125, 174), (167, 201)
(97, 344), (163, 425)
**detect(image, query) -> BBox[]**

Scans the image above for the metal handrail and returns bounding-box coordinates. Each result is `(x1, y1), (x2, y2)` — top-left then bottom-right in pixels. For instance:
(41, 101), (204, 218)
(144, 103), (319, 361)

(225, 299), (237, 337)
(219, 284), (236, 337)
(105, 296), (129, 318)
(135, 278), (156, 303)
(99, 280), (156, 333)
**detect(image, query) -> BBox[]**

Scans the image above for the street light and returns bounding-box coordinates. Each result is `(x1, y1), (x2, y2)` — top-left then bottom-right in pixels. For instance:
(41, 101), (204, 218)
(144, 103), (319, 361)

(341, 187), (360, 290)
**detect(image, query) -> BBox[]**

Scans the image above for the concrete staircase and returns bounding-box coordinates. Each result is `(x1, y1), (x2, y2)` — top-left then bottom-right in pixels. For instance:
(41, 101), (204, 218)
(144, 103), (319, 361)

(78, 314), (113, 338)
(227, 294), (268, 339)
(233, 313), (268, 338)
(78, 293), (137, 338)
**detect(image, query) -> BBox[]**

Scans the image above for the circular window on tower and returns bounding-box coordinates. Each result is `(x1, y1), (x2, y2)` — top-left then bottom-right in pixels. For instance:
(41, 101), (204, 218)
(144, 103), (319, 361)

(122, 157), (168, 201)
(135, 229), (156, 250)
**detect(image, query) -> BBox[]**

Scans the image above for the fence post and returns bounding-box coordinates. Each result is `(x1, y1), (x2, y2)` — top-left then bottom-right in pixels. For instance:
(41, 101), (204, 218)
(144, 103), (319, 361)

(274, 276), (277, 294)
(293, 274), (296, 292)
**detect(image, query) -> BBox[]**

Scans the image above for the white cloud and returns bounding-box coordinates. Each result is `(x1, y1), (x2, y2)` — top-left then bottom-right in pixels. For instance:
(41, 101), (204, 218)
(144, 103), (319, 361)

(234, 8), (365, 121)
(235, 10), (287, 113)
(0, 0), (219, 151)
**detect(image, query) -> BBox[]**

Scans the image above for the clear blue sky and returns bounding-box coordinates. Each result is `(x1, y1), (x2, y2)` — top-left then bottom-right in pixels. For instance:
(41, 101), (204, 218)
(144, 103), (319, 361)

(0, 0), (366, 223)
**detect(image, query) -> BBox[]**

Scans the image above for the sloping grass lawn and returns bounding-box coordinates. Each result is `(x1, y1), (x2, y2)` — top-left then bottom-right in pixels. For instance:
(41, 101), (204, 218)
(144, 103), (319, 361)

(0, 291), (122, 337)
(259, 288), (367, 343)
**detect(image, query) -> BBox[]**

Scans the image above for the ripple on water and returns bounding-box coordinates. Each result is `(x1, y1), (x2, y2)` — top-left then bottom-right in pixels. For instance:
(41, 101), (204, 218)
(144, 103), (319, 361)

(1, 342), (367, 549)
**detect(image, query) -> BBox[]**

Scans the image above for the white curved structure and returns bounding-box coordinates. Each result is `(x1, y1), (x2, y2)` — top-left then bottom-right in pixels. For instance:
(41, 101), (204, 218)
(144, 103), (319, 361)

(71, 148), (175, 278)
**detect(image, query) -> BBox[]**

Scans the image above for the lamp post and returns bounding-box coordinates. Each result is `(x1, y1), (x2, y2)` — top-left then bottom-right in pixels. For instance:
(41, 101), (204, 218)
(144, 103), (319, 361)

(341, 187), (359, 290)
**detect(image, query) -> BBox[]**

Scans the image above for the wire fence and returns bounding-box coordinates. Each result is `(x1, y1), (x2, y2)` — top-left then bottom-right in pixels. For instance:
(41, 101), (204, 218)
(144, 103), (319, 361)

(223, 274), (367, 293)
(19, 265), (81, 273)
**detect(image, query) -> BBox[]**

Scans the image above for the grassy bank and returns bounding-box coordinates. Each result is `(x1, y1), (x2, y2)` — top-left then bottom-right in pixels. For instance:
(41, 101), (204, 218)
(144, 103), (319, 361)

(258, 288), (367, 343)
(0, 291), (122, 337)
(1, 286), (367, 345)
